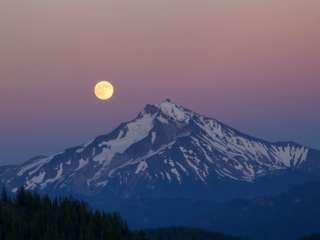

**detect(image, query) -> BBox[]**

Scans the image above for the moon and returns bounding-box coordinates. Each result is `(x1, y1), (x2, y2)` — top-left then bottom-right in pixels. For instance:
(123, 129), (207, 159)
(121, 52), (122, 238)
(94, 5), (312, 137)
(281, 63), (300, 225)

(94, 81), (114, 101)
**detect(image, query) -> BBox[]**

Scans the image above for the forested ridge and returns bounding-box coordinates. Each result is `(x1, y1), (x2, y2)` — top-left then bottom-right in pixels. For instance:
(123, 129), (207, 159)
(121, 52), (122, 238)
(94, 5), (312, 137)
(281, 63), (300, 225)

(0, 187), (146, 240)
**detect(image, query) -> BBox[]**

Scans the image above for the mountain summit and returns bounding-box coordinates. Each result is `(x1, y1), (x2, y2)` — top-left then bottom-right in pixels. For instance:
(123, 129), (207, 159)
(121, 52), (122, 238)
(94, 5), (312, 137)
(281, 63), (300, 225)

(1, 100), (319, 200)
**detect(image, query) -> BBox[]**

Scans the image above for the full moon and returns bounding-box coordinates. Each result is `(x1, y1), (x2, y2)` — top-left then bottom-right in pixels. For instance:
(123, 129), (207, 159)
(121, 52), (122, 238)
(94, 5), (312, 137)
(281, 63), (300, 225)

(94, 81), (114, 101)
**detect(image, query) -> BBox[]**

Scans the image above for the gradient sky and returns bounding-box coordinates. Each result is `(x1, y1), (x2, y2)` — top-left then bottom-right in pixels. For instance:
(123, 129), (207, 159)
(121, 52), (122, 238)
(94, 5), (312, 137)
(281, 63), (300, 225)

(0, 0), (319, 165)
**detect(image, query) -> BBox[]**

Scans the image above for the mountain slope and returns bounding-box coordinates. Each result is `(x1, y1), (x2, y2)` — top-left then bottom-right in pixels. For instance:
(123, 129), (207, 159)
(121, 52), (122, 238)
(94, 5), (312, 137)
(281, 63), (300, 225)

(1, 99), (319, 201)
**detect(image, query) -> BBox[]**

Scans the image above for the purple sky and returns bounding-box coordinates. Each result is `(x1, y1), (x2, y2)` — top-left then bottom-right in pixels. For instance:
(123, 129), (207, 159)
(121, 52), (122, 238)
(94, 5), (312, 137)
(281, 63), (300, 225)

(0, 0), (319, 165)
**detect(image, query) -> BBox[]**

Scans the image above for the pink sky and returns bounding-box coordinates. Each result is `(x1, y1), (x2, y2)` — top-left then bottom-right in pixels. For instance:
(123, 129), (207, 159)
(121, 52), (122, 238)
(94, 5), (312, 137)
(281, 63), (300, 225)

(0, 0), (319, 164)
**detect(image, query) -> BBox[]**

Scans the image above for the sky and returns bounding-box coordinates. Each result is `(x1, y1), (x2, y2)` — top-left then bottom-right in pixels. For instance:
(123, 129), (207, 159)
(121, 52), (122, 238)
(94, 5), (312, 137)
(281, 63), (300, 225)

(0, 0), (319, 165)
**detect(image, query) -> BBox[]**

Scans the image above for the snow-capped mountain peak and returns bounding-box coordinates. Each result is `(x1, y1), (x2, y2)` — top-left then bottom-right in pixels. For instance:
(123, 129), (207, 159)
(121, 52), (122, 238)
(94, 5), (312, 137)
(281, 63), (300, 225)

(156, 99), (194, 122)
(1, 100), (319, 200)
(141, 99), (194, 124)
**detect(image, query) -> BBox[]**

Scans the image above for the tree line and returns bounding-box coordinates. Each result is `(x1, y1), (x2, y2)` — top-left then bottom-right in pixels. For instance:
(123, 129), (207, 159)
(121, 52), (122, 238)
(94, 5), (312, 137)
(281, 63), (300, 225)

(0, 187), (146, 240)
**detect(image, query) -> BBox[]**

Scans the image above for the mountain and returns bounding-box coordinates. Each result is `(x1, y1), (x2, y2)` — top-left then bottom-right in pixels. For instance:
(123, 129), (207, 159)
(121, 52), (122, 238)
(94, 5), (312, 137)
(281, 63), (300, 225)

(1, 99), (320, 239)
(1, 99), (319, 201)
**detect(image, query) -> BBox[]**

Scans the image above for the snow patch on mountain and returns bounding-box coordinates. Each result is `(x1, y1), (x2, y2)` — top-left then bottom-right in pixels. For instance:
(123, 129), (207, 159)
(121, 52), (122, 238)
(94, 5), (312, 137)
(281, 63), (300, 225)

(151, 132), (156, 144)
(135, 161), (148, 174)
(17, 157), (48, 177)
(25, 171), (46, 190)
(76, 159), (89, 170)
(41, 163), (64, 188)
(271, 145), (308, 167)
(94, 112), (154, 165)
